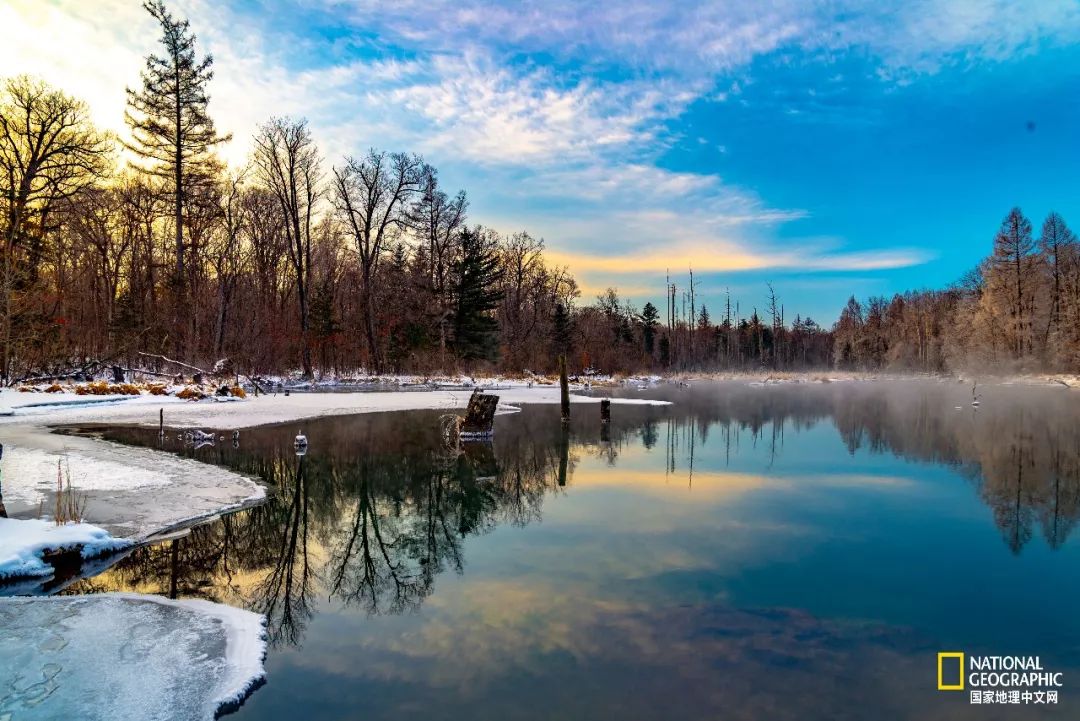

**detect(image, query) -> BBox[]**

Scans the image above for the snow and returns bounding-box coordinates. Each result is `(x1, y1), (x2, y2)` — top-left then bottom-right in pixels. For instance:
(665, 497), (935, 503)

(0, 424), (265, 545)
(0, 387), (671, 431)
(0, 592), (266, 720)
(0, 518), (132, 580)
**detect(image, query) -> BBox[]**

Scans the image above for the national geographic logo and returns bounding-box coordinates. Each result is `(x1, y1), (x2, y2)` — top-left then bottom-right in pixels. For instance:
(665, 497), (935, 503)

(938, 652), (965, 691)
(938, 652), (1063, 706)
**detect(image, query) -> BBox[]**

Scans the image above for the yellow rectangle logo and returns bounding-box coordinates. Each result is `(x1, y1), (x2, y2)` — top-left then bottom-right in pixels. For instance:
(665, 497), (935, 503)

(938, 652), (965, 690)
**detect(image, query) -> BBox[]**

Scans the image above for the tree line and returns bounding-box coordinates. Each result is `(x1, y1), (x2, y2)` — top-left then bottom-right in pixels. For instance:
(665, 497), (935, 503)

(833, 208), (1080, 373)
(2, 1), (1076, 381)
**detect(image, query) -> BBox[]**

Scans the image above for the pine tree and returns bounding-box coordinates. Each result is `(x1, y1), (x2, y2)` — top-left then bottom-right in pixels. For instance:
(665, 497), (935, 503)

(551, 302), (573, 358)
(640, 301), (659, 355)
(453, 227), (503, 361)
(125, 1), (229, 291)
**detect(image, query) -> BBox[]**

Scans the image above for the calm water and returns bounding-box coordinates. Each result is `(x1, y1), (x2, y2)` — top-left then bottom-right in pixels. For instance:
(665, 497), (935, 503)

(63, 381), (1080, 719)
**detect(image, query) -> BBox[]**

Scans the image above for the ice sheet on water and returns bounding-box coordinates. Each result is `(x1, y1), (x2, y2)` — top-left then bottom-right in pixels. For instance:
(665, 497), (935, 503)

(0, 518), (131, 580)
(0, 442), (171, 507)
(0, 593), (267, 721)
(0, 425), (265, 541)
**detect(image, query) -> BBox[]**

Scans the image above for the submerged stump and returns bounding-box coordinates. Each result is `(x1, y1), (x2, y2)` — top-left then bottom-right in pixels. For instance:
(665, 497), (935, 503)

(461, 392), (499, 437)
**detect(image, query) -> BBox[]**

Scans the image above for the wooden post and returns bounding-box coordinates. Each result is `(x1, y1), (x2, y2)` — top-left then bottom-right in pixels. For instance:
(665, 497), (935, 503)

(559, 354), (570, 422)
(159, 408), (164, 435)
(600, 398), (611, 423)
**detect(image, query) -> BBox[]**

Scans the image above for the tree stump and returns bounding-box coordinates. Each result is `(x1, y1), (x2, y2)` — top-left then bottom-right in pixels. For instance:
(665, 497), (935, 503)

(461, 392), (499, 437)
(600, 398), (611, 423)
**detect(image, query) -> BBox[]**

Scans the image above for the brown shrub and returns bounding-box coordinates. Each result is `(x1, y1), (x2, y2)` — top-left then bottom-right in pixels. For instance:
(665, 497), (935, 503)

(229, 385), (247, 398)
(45, 383), (64, 393)
(147, 384), (168, 396)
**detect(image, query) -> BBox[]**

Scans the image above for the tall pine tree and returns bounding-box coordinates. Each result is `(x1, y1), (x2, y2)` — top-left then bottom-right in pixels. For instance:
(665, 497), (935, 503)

(125, 0), (229, 334)
(453, 227), (503, 362)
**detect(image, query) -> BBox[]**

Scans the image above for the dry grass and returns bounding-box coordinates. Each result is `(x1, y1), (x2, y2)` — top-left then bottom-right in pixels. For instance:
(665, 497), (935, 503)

(73, 381), (143, 396)
(44, 383), (64, 393)
(229, 385), (246, 398)
(177, 385), (207, 400)
(54, 459), (86, 525)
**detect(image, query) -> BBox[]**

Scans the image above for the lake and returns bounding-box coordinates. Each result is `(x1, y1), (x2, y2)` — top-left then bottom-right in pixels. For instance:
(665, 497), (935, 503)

(61, 381), (1080, 719)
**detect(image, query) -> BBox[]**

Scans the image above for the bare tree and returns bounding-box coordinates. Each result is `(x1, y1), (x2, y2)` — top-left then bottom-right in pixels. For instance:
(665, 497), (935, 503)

(991, 207), (1035, 358)
(252, 118), (321, 379)
(332, 149), (424, 371)
(1039, 212), (1076, 350)
(0, 76), (111, 380)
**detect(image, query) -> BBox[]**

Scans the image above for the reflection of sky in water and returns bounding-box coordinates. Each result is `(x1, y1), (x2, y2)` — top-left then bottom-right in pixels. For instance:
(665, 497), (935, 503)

(71, 382), (1080, 719)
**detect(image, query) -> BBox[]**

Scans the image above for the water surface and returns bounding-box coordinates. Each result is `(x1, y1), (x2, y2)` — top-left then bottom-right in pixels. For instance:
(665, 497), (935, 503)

(65, 381), (1080, 719)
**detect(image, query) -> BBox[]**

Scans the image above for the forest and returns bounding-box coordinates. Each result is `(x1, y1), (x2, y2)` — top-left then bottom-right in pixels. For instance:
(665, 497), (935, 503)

(2, 1), (1077, 382)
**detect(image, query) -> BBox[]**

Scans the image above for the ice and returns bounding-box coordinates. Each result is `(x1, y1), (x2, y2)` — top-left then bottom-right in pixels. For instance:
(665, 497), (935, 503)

(0, 518), (132, 579)
(0, 442), (171, 507)
(0, 425), (265, 543)
(0, 593), (267, 720)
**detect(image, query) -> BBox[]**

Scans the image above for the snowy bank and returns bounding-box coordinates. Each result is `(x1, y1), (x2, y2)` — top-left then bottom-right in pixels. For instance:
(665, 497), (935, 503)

(0, 386), (672, 431)
(0, 518), (132, 579)
(0, 592), (267, 720)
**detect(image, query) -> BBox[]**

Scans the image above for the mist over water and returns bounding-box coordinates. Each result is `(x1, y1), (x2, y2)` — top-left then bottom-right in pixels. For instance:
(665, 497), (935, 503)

(61, 381), (1080, 720)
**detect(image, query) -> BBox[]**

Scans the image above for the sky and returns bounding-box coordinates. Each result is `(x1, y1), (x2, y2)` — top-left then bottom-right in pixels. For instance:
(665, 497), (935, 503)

(2, 0), (1079, 324)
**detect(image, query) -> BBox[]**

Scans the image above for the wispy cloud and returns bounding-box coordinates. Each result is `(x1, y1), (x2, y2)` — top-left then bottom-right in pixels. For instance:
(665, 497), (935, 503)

(1, 0), (1073, 316)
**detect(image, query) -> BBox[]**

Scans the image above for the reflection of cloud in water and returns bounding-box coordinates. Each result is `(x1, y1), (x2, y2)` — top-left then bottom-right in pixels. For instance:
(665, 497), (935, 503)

(287, 579), (1039, 720)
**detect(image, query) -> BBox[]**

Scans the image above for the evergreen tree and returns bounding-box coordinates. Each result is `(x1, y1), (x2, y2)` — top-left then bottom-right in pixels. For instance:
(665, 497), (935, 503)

(125, 0), (229, 289)
(453, 227), (503, 361)
(697, 304), (711, 330)
(551, 302), (573, 357)
(640, 301), (659, 355)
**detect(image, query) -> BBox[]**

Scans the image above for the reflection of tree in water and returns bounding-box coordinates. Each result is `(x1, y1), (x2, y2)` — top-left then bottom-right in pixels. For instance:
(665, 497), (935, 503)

(641, 381), (1080, 555)
(66, 382), (1080, 647)
(246, 452), (316, 647)
(73, 407), (578, 645)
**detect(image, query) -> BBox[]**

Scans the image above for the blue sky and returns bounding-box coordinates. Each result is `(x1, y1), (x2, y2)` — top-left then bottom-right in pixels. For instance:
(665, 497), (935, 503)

(4, 0), (1080, 323)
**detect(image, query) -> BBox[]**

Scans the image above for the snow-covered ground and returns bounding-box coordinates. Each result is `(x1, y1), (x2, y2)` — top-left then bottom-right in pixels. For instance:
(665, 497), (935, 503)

(0, 518), (132, 580)
(0, 385), (670, 429)
(0, 592), (266, 720)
